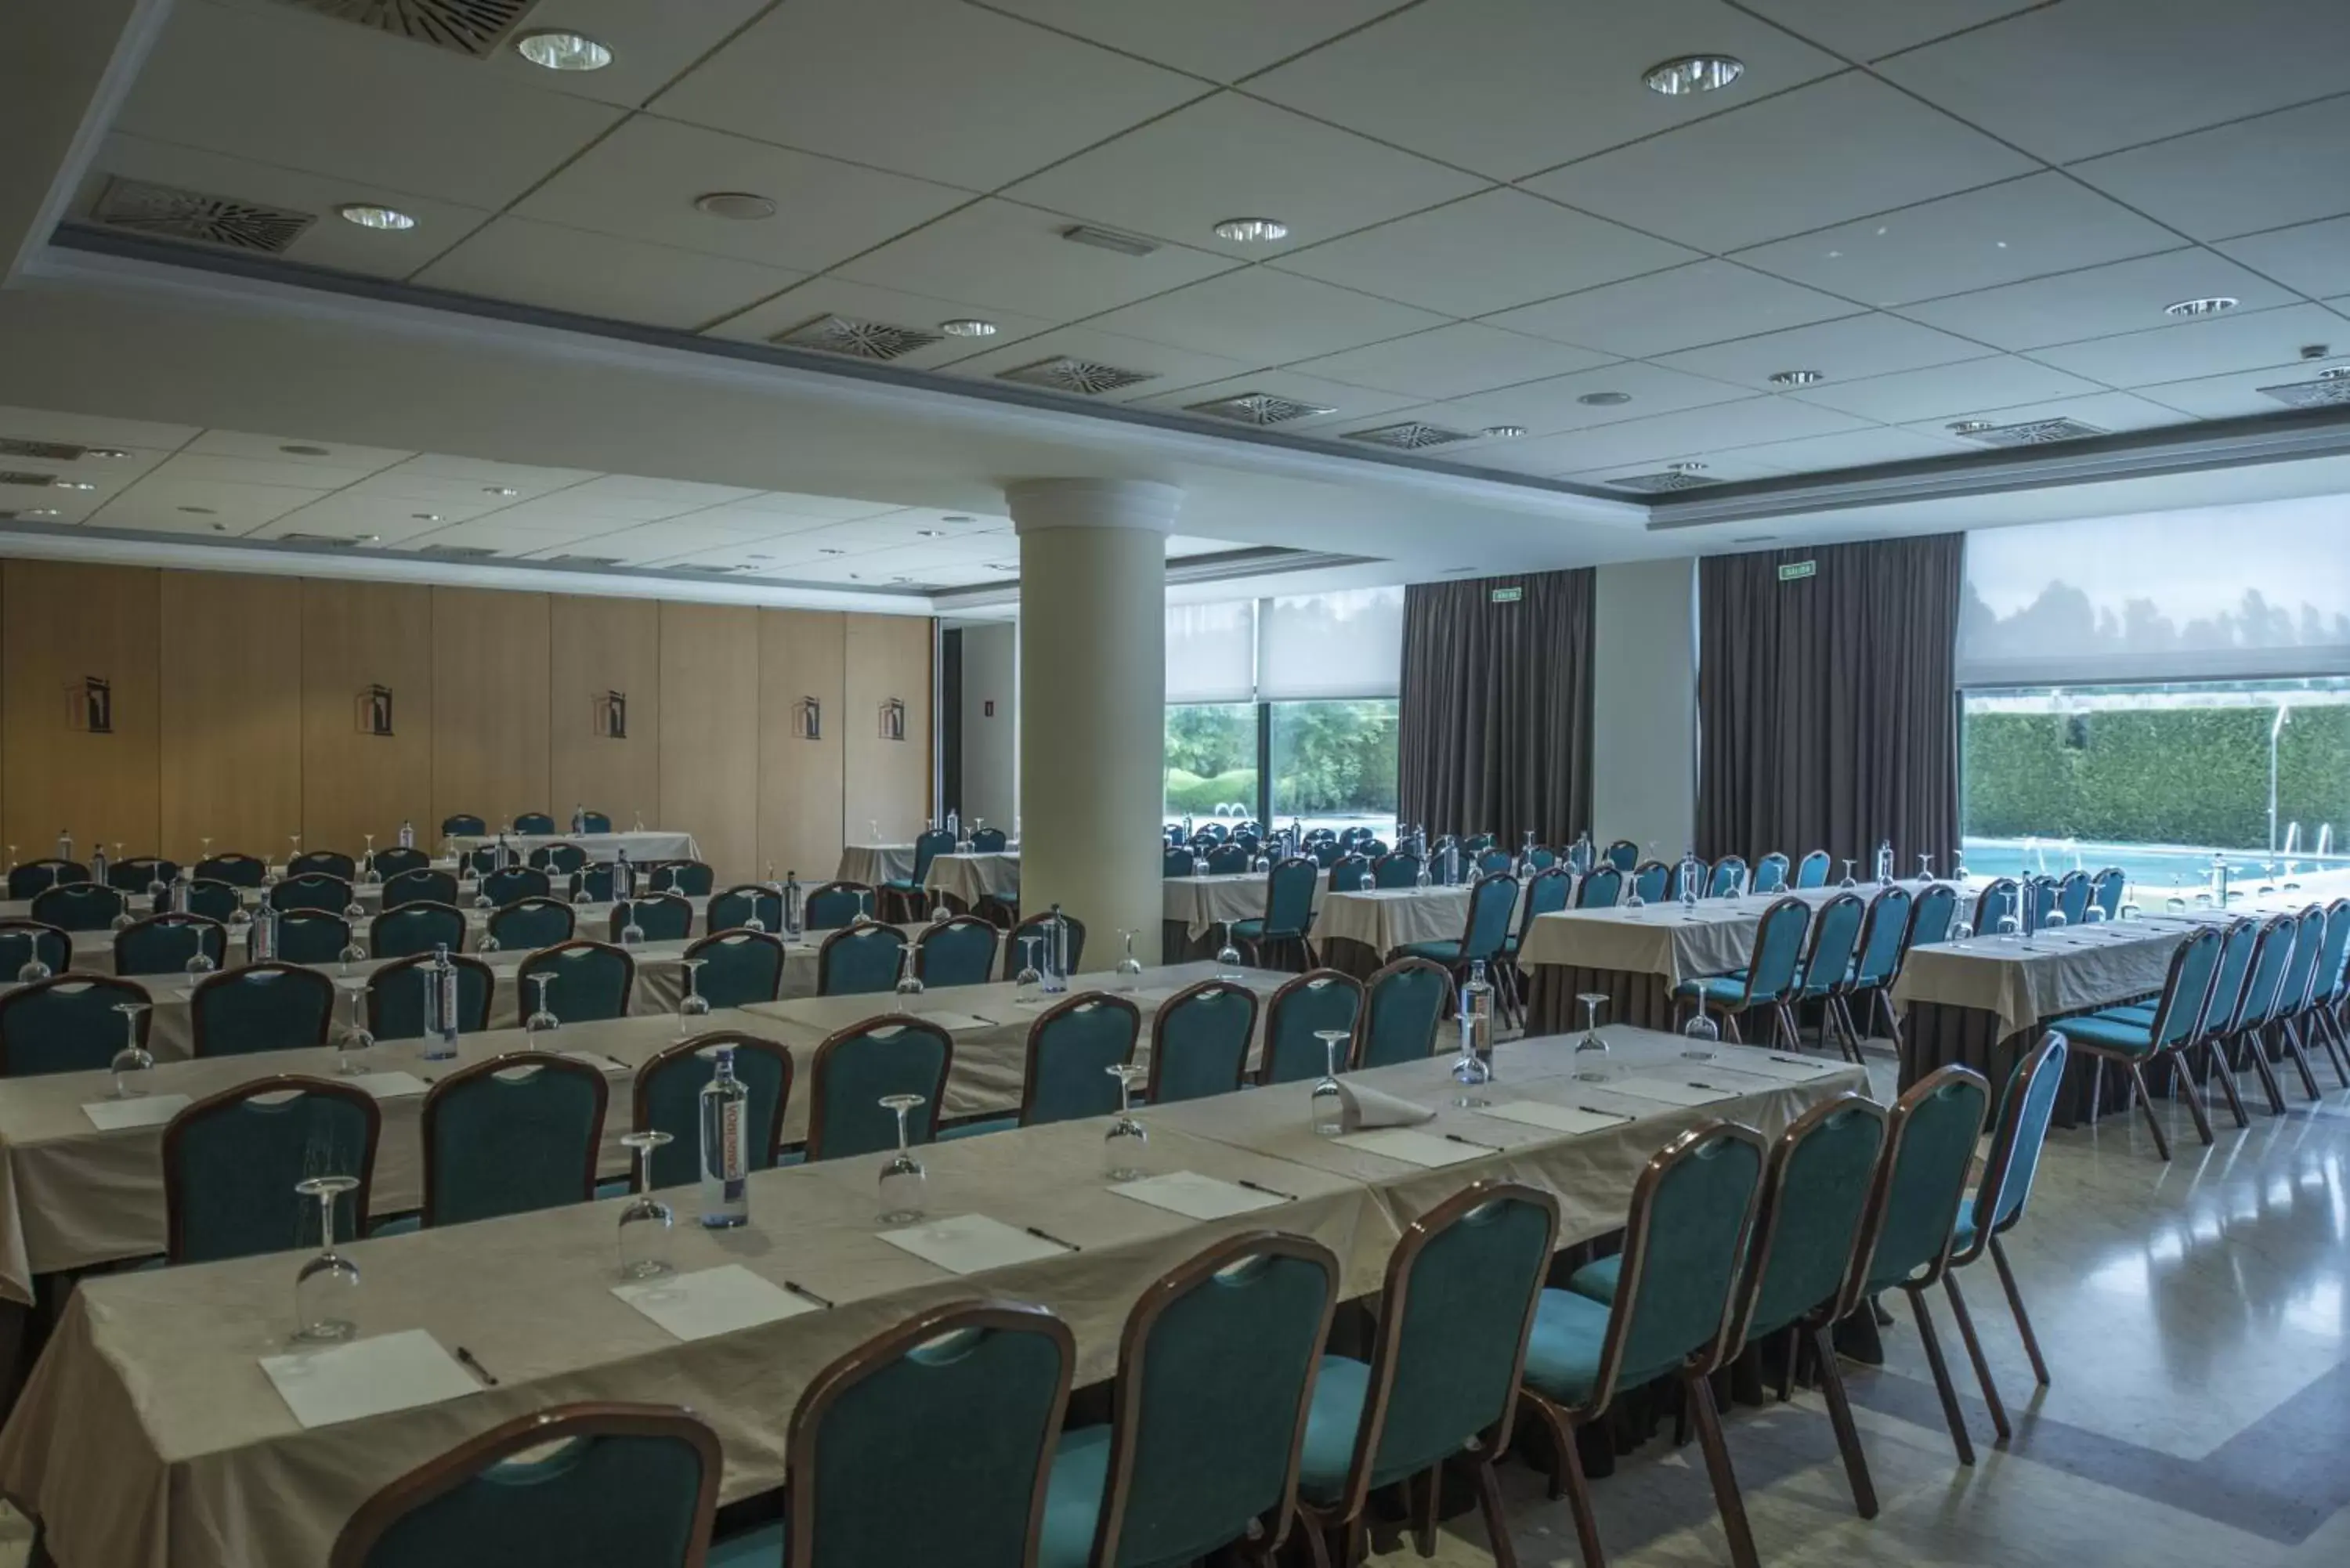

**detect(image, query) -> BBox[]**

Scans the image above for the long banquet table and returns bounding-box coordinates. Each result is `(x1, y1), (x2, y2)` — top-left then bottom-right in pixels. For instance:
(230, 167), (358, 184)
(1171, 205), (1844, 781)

(447, 829), (700, 862)
(0, 1024), (1864, 1568)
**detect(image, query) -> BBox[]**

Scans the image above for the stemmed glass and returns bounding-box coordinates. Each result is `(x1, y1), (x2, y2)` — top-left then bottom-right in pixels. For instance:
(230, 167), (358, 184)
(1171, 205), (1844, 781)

(525, 972), (559, 1033)
(1918, 853), (1935, 882)
(1682, 1010), (1720, 1060)
(619, 900), (645, 946)
(1103, 1064), (1149, 1179)
(678, 958), (711, 1034)
(1215, 922), (1244, 981)
(338, 930), (367, 974)
(1996, 914), (2022, 944)
(1014, 937), (1043, 1003)
(877, 1094), (927, 1224)
(16, 938), (50, 984)
(292, 1175), (362, 1343)
(1838, 858), (1858, 890)
(1679, 876), (1700, 921)
(1311, 1030), (1349, 1135)
(893, 942), (924, 998)
(360, 835), (378, 887)
(1114, 930), (1144, 993)
(616, 1131), (674, 1280)
(343, 887), (368, 921)
(470, 864), (493, 911)
(109, 1002), (152, 1097)
(1950, 920), (1974, 943)
(337, 989), (374, 1075)
(183, 931), (218, 975)
(2044, 909), (2069, 941)
(570, 869), (595, 907)
(1574, 992), (1612, 1082)
(869, 818), (881, 844)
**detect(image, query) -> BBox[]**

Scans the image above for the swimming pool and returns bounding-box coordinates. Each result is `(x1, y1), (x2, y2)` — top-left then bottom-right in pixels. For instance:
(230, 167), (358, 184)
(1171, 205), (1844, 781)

(1961, 836), (2350, 901)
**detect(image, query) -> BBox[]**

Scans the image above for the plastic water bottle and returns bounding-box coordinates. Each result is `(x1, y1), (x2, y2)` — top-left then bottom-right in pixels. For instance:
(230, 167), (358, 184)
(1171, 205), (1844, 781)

(783, 870), (803, 939)
(421, 944), (460, 1060)
(56, 829), (71, 864)
(699, 1045), (749, 1228)
(249, 902), (278, 963)
(168, 873), (192, 915)
(397, 818), (414, 851)
(1042, 904), (1070, 995)
(1463, 959), (1495, 1076)
(571, 804), (586, 835)
(90, 842), (109, 887)
(615, 848), (635, 904)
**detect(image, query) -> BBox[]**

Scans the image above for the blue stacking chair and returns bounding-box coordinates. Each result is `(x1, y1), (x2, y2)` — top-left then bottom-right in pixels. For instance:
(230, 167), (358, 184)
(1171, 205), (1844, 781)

(2276, 903), (2350, 1090)
(2222, 914), (2301, 1115)
(633, 1032), (793, 1190)
(804, 880), (875, 930)
(1258, 969), (1364, 1086)
(1354, 958), (1451, 1070)
(818, 924), (906, 996)
(611, 893), (692, 943)
(268, 873), (351, 916)
(1844, 884), (1914, 1052)
(1162, 846), (1196, 879)
(381, 867), (458, 910)
(164, 1076), (381, 1263)
(30, 883), (125, 932)
(914, 916), (998, 988)
(1003, 912), (1086, 981)
(1390, 874), (1517, 995)
(1630, 861), (1670, 905)
(685, 930), (786, 1009)
(1574, 865), (1623, 909)
(1146, 979), (1259, 1102)
(1232, 857), (1319, 971)
(110, 857), (176, 895)
(579, 811), (613, 833)
(1972, 876), (2021, 934)
(190, 962), (336, 1057)
(708, 884), (783, 934)
(2265, 905), (2335, 1100)
(2090, 866), (2127, 920)
(371, 847), (430, 880)
(1603, 840), (1639, 873)
(802, 1017), (952, 1161)
(367, 953), (494, 1041)
(1670, 857), (1710, 902)
(1904, 881), (1961, 952)
(2101, 916), (2256, 1128)
(487, 898), (574, 952)
(652, 860), (714, 898)
(512, 812), (558, 836)
(0, 920), (72, 985)
(113, 913), (227, 977)
(1708, 855), (1748, 898)
(0, 974), (153, 1077)
(1207, 843), (1252, 875)
(880, 829), (954, 920)
(971, 826), (1008, 852)
(197, 852), (268, 888)
(2299, 898), (2350, 1083)
(1371, 852), (1421, 890)
(370, 901), (466, 959)
(1750, 852), (1789, 894)
(2054, 871), (2092, 925)
(439, 815), (486, 838)
(528, 842), (589, 876)
(1793, 850), (1831, 889)
(1017, 994), (1138, 1127)
(275, 910), (352, 966)
(2057, 925), (2224, 1160)
(1672, 895), (1810, 1048)
(482, 866), (551, 908)
(289, 850), (357, 883)
(515, 941), (634, 1024)
(1502, 866), (1573, 1023)
(420, 1053), (607, 1227)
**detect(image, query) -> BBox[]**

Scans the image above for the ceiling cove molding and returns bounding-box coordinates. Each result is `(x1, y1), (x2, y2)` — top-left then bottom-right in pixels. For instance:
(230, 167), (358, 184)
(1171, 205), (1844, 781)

(930, 545), (1382, 611)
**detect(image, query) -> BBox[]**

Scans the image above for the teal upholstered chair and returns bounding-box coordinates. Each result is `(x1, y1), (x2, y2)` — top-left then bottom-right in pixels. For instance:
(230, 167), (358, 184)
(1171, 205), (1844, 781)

(371, 847), (429, 880)
(1292, 1182), (1557, 1566)
(6, 860), (84, 899)
(881, 829), (955, 919)
(1751, 852), (1789, 894)
(915, 916), (997, 987)
(1574, 865), (1623, 909)
(569, 864), (618, 905)
(2104, 916), (2257, 1126)
(461, 846), (508, 878)
(818, 923), (907, 997)
(2090, 866), (2127, 920)
(1328, 853), (1371, 893)
(512, 812), (557, 836)
(31, 883), (126, 933)
(1905, 880), (1961, 952)
(580, 811), (613, 833)
(381, 867), (457, 910)
(1707, 855), (1748, 898)
(1020, 993), (1140, 1125)
(1257, 969), (1363, 1086)
(110, 857), (177, 894)
(685, 930), (786, 1009)
(1630, 861), (1670, 905)
(1670, 856), (1711, 902)
(1603, 840), (1639, 873)
(613, 892), (692, 943)
(1476, 850), (1513, 878)
(804, 880), (874, 930)
(802, 1016), (952, 1161)
(652, 860), (714, 898)
(370, 901), (466, 960)
(971, 826), (1008, 852)
(163, 1076), (380, 1263)
(267, 873), (350, 916)
(2057, 924), (2224, 1159)
(154, 879), (241, 922)
(1355, 958), (1451, 1070)
(1232, 858), (1320, 970)
(708, 884), (783, 934)
(1793, 850), (1831, 889)
(420, 1053), (607, 1227)
(439, 815), (486, 837)
(483, 866), (551, 908)
(334, 1405), (720, 1568)
(2054, 870), (2092, 925)
(289, 850), (357, 883)
(1504, 865), (1572, 963)
(1788, 891), (1868, 1058)
(276, 909), (352, 966)
(113, 913), (226, 976)
(527, 842), (590, 876)
(1392, 873), (1517, 983)
(1144, 979), (1259, 1103)
(516, 941), (634, 1024)
(486, 897), (574, 952)
(2300, 898), (2350, 1080)
(2275, 905), (2348, 1091)
(1371, 852), (1421, 890)
(191, 962), (336, 1057)
(1972, 876), (2021, 935)
(1162, 847), (1196, 879)
(0, 974), (152, 1076)
(195, 852), (268, 888)
(0, 920), (72, 983)
(1517, 1124), (1767, 1568)
(1039, 1233), (1340, 1568)
(1307, 840), (1342, 869)
(1003, 912), (1086, 980)
(633, 1032), (793, 1190)
(2223, 914), (2301, 1114)
(1672, 895), (1810, 1047)
(367, 953), (493, 1041)
(1842, 884), (1914, 1050)
(1206, 844), (1252, 875)
(2021, 876), (2059, 930)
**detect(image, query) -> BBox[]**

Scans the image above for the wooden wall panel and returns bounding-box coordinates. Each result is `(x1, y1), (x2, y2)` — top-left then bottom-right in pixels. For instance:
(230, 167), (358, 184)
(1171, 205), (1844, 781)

(302, 579), (435, 854)
(660, 603), (760, 883)
(160, 572), (303, 863)
(757, 609), (845, 883)
(2, 561), (161, 861)
(430, 587), (551, 833)
(549, 594), (661, 830)
(843, 613), (934, 844)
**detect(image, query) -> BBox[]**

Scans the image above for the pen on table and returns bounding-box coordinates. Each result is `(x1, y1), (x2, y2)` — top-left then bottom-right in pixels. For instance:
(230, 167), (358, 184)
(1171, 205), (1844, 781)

(1235, 1177), (1296, 1201)
(783, 1280), (834, 1310)
(453, 1346), (498, 1386)
(1443, 1132), (1503, 1151)
(1024, 1224), (1081, 1252)
(1574, 1105), (1629, 1122)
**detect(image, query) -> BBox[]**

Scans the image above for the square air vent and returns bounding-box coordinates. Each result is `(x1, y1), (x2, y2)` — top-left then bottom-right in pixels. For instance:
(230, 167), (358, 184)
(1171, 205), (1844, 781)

(278, 532), (366, 547)
(0, 471), (61, 488)
(546, 554), (625, 568)
(1187, 392), (1335, 426)
(1341, 421), (1473, 450)
(92, 176), (315, 255)
(2257, 374), (2350, 410)
(277, 0), (539, 59)
(998, 356), (1158, 396)
(771, 314), (942, 362)
(419, 544), (499, 558)
(1607, 470), (1719, 493)
(1955, 417), (2107, 446)
(0, 438), (89, 463)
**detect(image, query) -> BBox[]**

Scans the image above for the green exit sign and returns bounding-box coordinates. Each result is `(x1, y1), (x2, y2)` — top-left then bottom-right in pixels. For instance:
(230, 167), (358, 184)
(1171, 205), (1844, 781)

(1489, 585), (1524, 603)
(1777, 559), (1817, 582)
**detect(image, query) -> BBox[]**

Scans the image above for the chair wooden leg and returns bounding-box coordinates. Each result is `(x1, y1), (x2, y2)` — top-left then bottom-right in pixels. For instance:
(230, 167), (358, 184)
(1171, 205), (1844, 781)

(1943, 1271), (2011, 1441)
(2202, 1040), (2250, 1129)
(1469, 1454), (1520, 1568)
(2170, 1051), (2217, 1146)
(1554, 1410), (1608, 1568)
(1721, 1005), (1744, 1045)
(1875, 986), (1905, 1053)
(1683, 1367), (1761, 1568)
(2273, 1022), (2322, 1101)
(2125, 1061), (2172, 1161)
(1907, 1286), (1976, 1465)
(1806, 1321), (1880, 1518)
(2232, 1030), (2287, 1115)
(2087, 1056), (2105, 1122)
(1409, 1464), (1438, 1559)
(1295, 1508), (1333, 1568)
(2314, 1007), (2350, 1084)
(1987, 1235), (2050, 1386)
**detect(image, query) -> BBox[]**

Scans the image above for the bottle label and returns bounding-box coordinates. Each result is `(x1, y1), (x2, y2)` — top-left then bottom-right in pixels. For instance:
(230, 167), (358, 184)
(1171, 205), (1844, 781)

(718, 1100), (744, 1188)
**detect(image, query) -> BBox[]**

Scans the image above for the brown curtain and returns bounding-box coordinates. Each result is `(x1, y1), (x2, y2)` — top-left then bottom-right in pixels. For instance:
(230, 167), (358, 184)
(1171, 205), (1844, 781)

(1696, 534), (1962, 872)
(1397, 569), (1594, 844)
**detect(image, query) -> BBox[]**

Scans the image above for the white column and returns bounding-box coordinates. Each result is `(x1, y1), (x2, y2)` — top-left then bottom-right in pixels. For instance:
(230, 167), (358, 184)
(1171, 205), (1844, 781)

(1592, 558), (1697, 860)
(1006, 479), (1180, 963)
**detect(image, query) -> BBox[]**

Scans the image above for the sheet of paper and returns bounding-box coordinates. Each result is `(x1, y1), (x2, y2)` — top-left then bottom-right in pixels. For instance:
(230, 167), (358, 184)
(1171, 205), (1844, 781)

(910, 1012), (998, 1033)
(1331, 1128), (1484, 1169)
(1476, 1100), (1630, 1136)
(613, 1264), (818, 1342)
(259, 1329), (479, 1430)
(557, 1050), (629, 1074)
(1603, 1077), (1739, 1107)
(880, 1212), (1070, 1274)
(1110, 1170), (1287, 1221)
(1706, 1053), (1845, 1084)
(81, 1094), (192, 1132)
(345, 1071), (431, 1099)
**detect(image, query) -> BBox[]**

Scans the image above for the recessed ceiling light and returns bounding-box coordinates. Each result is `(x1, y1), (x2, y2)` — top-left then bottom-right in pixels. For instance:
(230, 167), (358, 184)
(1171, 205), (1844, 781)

(938, 319), (998, 338)
(916, 528), (945, 537)
(24, 507), (59, 518)
(1768, 369), (1824, 387)
(1480, 425), (1528, 439)
(280, 444), (331, 456)
(357, 533), (380, 544)
(412, 512), (441, 522)
(51, 479), (95, 491)
(88, 447), (130, 460)
(337, 204), (416, 232)
(1643, 55), (1745, 96)
(482, 485), (519, 496)
(515, 30), (612, 71)
(2164, 296), (2238, 318)
(2319, 367), (2350, 381)
(1212, 217), (1289, 243)
(1947, 419), (1995, 435)
(693, 191), (776, 222)
(1668, 461), (1708, 473)
(1578, 391), (1632, 406)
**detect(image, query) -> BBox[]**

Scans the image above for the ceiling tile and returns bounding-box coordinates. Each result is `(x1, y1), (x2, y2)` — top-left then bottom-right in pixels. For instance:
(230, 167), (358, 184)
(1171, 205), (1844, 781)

(979, 0), (1405, 81)
(0, 406), (197, 451)
(1877, 0), (2350, 164)
(1893, 248), (2295, 351)
(1896, 390), (2193, 443)
(1733, 173), (2185, 307)
(2130, 363), (2350, 421)
(1504, 398), (1874, 472)
(413, 218), (808, 331)
(185, 431), (415, 472)
(116, 1), (625, 209)
(1730, 1), (2043, 61)
(268, 493), (487, 542)
(561, 475), (761, 509)
(475, 0), (773, 107)
(683, 497), (908, 533)
(514, 117), (971, 274)
(88, 476), (331, 537)
(1566, 453), (1788, 487)
(2215, 217), (2350, 302)
(2024, 302), (2350, 387)
(1480, 261), (1861, 358)
(382, 454), (602, 489)
(0, 457), (144, 511)
(836, 198), (1240, 321)
(1421, 361), (1759, 435)
(516, 522), (757, 564)
(1285, 323), (1612, 400)
(651, 0), (1204, 190)
(1526, 73), (2035, 253)
(702, 278), (1058, 370)
(1654, 313), (1991, 392)
(1788, 356), (2106, 423)
(930, 326), (1256, 403)
(143, 450), (395, 491)
(1268, 189), (1695, 317)
(1002, 93), (1484, 263)
(720, 493), (909, 521)
(1083, 268), (1448, 365)
(347, 465), (597, 508)
(1703, 426), (1979, 473)
(1247, 0), (1840, 180)
(1129, 370), (1421, 431)
(2070, 96), (2350, 242)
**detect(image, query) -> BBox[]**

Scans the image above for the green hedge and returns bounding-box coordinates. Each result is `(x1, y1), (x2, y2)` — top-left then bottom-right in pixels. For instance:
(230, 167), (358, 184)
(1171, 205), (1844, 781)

(1164, 768), (1259, 815)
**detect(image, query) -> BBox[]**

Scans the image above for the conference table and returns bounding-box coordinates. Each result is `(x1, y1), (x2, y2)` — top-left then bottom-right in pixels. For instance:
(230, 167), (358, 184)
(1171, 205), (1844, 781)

(0, 1021), (1864, 1568)
(1311, 881), (1538, 977)
(446, 829), (701, 863)
(923, 850), (1020, 908)
(835, 840), (1021, 887)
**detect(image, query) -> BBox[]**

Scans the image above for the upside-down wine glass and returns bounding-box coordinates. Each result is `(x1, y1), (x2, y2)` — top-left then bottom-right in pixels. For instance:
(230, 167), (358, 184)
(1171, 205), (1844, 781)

(338, 929), (367, 974)
(1311, 1030), (1349, 1136)
(1215, 922), (1245, 981)
(526, 972), (559, 1034)
(678, 958), (711, 1033)
(1114, 930), (1144, 993)
(620, 900), (645, 946)
(183, 933), (217, 975)
(616, 1131), (675, 1280)
(1682, 1010), (1720, 1060)
(1103, 1064), (1149, 1179)
(292, 1176), (362, 1343)
(1996, 913), (2021, 944)
(337, 988), (374, 1075)
(893, 941), (924, 998)
(1838, 858), (1858, 890)
(360, 835), (378, 887)
(344, 887), (368, 921)
(877, 1094), (927, 1224)
(109, 1002), (153, 1097)
(1950, 919), (1974, 943)
(1918, 853), (1935, 883)
(1014, 936), (1043, 1004)
(1574, 992), (1612, 1081)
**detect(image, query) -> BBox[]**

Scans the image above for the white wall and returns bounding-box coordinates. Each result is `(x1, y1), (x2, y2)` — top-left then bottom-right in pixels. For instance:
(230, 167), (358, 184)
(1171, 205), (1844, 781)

(958, 620), (1018, 827)
(1591, 558), (1697, 858)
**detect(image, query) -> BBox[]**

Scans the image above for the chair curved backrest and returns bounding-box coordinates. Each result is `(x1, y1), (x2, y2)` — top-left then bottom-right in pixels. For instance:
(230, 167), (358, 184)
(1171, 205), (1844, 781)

(2276, 905), (2329, 1017)
(2201, 918), (2260, 1036)
(613, 892), (692, 943)
(685, 930), (786, 1009)
(2090, 867), (2126, 920)
(804, 1016), (953, 1161)
(1751, 852), (1789, 894)
(196, 852), (268, 888)
(1904, 882), (1960, 951)
(267, 873), (352, 916)
(515, 941), (634, 1024)
(1603, 840), (1639, 873)
(30, 883), (127, 932)
(1794, 893), (1863, 1000)
(1162, 847), (1195, 879)
(371, 846), (429, 880)
(421, 1052), (608, 1227)
(971, 827), (1008, 853)
(1003, 912), (1086, 979)
(1972, 876), (2020, 934)
(1741, 896), (1814, 1005)
(512, 812), (558, 836)
(1459, 873), (1520, 964)
(0, 973), (153, 1076)
(1371, 853), (1421, 890)
(1477, 850), (1514, 878)
(2236, 914), (2300, 1030)
(633, 1032), (794, 1190)
(1518, 866), (1571, 940)
(1953, 1034), (2070, 1268)
(381, 867), (458, 910)
(1356, 957), (1452, 1070)
(2054, 871), (2092, 925)
(2316, 899), (2350, 1006)
(330, 1404), (721, 1568)
(366, 953), (494, 1041)
(569, 865), (616, 905)
(2146, 924), (2225, 1050)
(1259, 969), (1364, 1086)
(528, 842), (589, 876)
(652, 860), (714, 898)
(371, 901), (467, 960)
(1022, 992), (1140, 1125)
(1328, 853), (1370, 892)
(112, 913), (227, 976)
(1707, 856), (1748, 898)
(110, 857), (178, 894)
(289, 850), (357, 882)
(1851, 884), (1914, 988)
(1574, 865), (1623, 909)
(785, 1302), (1073, 1568)
(2021, 876), (2059, 928)
(440, 815), (486, 836)
(483, 866), (551, 908)
(6, 860), (85, 899)
(804, 881), (873, 930)
(1671, 857), (1710, 903)
(1307, 840), (1342, 869)
(1730, 1095), (1887, 1351)
(1262, 858), (1318, 938)
(1631, 861), (1670, 904)
(1859, 1065), (1991, 1296)
(915, 916), (997, 987)
(708, 884), (783, 934)
(489, 897), (575, 952)
(161, 879), (242, 922)
(907, 829), (955, 886)
(0, 919), (72, 982)
(1791, 850), (1831, 889)
(580, 811), (613, 833)
(164, 1075), (381, 1264)
(190, 962), (336, 1057)
(818, 923), (907, 996)
(1206, 844), (1252, 875)
(1146, 979), (1260, 1103)
(276, 909), (352, 966)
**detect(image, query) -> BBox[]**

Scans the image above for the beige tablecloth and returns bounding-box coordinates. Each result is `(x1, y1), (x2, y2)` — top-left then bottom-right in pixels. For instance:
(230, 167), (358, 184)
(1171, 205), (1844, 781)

(1310, 882), (1532, 957)
(1523, 879), (1977, 986)
(449, 830), (700, 862)
(1889, 912), (2225, 1040)
(834, 844), (913, 886)
(923, 851), (1019, 906)
(1160, 874), (1332, 941)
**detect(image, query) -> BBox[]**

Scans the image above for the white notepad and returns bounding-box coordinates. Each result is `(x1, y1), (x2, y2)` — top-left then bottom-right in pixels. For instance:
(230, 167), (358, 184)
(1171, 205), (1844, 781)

(1477, 1101), (1630, 1137)
(260, 1329), (480, 1430)
(81, 1094), (191, 1131)
(345, 1071), (431, 1099)
(911, 1012), (998, 1033)
(1605, 1078), (1738, 1107)
(880, 1213), (1070, 1274)
(1111, 1170), (1287, 1221)
(1330, 1128), (1484, 1168)
(558, 1050), (629, 1073)
(613, 1264), (817, 1342)
(1709, 1053), (1844, 1084)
